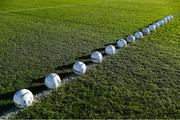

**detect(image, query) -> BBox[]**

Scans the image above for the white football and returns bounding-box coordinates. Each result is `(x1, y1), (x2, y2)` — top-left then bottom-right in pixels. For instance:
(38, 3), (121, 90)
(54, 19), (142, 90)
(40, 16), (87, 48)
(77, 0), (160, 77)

(166, 16), (171, 21)
(157, 22), (161, 27)
(157, 21), (162, 26)
(91, 51), (103, 63)
(117, 39), (127, 48)
(44, 73), (61, 89)
(142, 27), (150, 35)
(159, 20), (162, 23)
(153, 22), (160, 28)
(13, 89), (34, 108)
(160, 20), (165, 25)
(126, 35), (135, 43)
(134, 31), (143, 39)
(73, 61), (86, 75)
(105, 45), (116, 55)
(148, 25), (156, 31)
(163, 18), (168, 23)
(170, 15), (174, 19)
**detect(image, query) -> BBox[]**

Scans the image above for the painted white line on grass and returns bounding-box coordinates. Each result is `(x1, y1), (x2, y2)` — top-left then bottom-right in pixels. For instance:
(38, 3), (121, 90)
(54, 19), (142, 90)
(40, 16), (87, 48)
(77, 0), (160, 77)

(0, 13), (177, 119)
(0, 4), (77, 14)
(0, 63), (97, 119)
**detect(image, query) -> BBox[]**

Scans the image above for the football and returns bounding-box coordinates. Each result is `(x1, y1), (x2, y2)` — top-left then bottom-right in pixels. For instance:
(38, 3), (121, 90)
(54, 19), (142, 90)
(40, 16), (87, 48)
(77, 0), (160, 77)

(91, 51), (103, 63)
(148, 25), (156, 31)
(141, 27), (150, 35)
(126, 35), (135, 43)
(117, 39), (127, 48)
(163, 18), (168, 23)
(160, 20), (165, 25)
(134, 31), (143, 39)
(105, 45), (116, 55)
(44, 73), (61, 89)
(170, 15), (174, 19)
(73, 61), (87, 75)
(153, 22), (160, 28)
(13, 89), (34, 108)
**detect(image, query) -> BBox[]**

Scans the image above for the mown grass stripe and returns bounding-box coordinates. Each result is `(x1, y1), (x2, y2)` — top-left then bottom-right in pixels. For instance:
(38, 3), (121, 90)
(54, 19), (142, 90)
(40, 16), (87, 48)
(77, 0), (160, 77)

(0, 5), (78, 14)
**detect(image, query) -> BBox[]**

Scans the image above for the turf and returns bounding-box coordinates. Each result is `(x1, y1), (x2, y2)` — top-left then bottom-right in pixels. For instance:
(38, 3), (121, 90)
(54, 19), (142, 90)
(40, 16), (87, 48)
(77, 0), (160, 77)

(0, 0), (180, 118)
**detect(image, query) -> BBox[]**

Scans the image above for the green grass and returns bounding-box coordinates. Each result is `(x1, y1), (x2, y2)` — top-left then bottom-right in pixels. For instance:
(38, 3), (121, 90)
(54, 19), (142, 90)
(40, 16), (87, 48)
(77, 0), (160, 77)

(0, 0), (180, 118)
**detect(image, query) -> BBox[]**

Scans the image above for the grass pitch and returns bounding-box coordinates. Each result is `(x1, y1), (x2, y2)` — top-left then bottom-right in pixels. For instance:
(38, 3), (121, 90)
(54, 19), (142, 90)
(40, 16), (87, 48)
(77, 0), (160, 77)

(0, 0), (180, 118)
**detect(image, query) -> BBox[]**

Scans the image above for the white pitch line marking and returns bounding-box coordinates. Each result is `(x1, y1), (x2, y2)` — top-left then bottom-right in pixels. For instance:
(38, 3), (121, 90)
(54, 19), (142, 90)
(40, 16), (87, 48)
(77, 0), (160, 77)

(0, 12), (177, 119)
(0, 62), (97, 119)
(0, 4), (77, 14)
